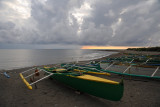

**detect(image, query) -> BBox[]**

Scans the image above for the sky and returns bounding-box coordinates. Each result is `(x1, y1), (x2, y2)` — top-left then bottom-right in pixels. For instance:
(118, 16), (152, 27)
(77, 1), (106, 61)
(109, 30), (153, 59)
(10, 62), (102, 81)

(0, 0), (160, 49)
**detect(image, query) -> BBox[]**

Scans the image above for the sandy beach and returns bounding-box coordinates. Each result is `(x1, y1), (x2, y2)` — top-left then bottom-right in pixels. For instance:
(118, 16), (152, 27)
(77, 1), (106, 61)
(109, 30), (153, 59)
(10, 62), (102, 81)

(0, 50), (160, 107)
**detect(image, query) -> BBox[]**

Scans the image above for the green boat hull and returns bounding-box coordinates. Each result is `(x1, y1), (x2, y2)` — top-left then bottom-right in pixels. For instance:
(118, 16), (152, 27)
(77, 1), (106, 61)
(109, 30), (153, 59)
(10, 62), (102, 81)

(50, 73), (124, 101)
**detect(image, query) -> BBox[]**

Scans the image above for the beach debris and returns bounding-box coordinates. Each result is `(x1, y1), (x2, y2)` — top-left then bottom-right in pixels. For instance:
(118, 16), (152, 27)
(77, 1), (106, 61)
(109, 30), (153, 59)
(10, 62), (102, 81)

(4, 72), (10, 78)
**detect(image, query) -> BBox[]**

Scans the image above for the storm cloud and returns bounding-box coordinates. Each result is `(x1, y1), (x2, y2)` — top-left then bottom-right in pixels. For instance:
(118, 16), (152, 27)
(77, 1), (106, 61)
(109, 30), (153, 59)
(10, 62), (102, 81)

(0, 0), (160, 48)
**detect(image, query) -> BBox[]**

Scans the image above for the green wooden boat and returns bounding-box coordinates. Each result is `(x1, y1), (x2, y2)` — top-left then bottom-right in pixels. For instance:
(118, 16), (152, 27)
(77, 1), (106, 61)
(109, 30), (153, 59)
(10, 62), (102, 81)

(20, 67), (123, 101)
(62, 63), (160, 79)
(49, 71), (124, 101)
(43, 65), (110, 76)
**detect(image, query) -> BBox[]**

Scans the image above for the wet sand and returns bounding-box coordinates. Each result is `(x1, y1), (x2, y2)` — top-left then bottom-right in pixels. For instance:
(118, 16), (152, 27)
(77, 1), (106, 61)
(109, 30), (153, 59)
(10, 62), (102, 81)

(0, 50), (160, 107)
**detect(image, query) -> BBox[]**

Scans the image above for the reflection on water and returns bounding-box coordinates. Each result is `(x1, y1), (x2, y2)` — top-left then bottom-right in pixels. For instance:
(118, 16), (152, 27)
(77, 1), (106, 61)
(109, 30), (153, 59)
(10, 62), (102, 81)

(0, 49), (117, 70)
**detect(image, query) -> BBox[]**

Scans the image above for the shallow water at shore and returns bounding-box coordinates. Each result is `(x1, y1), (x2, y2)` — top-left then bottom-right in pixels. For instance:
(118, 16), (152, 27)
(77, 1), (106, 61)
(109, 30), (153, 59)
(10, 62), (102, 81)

(0, 49), (117, 70)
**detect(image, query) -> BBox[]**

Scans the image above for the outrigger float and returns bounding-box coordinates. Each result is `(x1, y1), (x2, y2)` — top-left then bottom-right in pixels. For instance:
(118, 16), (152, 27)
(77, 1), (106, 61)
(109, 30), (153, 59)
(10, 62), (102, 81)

(19, 66), (124, 101)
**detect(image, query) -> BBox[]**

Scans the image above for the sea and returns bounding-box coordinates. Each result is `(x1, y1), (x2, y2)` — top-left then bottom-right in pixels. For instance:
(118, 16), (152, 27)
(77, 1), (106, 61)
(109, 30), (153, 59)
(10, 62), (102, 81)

(0, 49), (117, 70)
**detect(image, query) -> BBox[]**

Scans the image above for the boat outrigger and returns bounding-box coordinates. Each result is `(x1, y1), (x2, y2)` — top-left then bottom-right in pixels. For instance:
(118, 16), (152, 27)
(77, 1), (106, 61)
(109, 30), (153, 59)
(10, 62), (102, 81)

(82, 54), (160, 79)
(19, 66), (124, 101)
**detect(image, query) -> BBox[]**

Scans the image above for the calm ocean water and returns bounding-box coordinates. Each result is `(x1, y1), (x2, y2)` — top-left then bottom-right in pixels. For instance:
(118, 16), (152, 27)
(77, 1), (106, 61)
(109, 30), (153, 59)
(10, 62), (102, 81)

(0, 49), (117, 70)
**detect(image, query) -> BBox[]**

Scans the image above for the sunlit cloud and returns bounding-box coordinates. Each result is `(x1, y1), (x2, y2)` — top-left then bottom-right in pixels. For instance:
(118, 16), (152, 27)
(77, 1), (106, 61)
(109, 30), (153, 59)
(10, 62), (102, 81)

(111, 18), (122, 37)
(68, 1), (93, 34)
(120, 8), (128, 15)
(120, 0), (157, 15)
(2, 0), (31, 19)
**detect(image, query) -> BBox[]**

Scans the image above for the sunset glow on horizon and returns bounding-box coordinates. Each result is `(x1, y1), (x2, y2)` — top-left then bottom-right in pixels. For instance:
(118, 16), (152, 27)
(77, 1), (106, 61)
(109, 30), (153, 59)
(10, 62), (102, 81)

(81, 46), (141, 49)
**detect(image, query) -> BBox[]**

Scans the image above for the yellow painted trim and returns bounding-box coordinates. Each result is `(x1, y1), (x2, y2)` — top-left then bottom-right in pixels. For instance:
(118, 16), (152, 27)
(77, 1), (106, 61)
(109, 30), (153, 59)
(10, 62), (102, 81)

(74, 69), (110, 76)
(87, 71), (110, 76)
(19, 73), (32, 90)
(74, 69), (86, 72)
(75, 74), (119, 85)
(56, 69), (66, 72)
(44, 66), (50, 69)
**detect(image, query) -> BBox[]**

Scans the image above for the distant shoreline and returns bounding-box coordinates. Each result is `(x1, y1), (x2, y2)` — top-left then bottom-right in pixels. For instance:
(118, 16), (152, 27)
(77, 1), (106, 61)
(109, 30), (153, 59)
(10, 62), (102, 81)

(127, 46), (160, 52)
(97, 49), (124, 52)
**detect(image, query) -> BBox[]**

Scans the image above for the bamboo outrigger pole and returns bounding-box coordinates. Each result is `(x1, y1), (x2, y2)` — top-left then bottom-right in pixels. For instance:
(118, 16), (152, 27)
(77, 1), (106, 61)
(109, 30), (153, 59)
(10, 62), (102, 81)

(129, 59), (134, 63)
(145, 58), (150, 63)
(105, 62), (116, 70)
(30, 73), (53, 86)
(123, 65), (132, 73)
(19, 68), (54, 90)
(151, 66), (159, 77)
(24, 69), (42, 79)
(21, 67), (36, 74)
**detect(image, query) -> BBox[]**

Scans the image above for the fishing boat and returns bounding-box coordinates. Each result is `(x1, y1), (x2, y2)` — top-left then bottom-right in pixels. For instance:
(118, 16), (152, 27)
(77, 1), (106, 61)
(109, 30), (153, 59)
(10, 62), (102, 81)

(60, 63), (111, 76)
(63, 62), (160, 79)
(98, 62), (160, 79)
(19, 67), (124, 101)
(42, 64), (110, 76)
(79, 64), (160, 79)
(49, 72), (124, 101)
(20, 68), (124, 101)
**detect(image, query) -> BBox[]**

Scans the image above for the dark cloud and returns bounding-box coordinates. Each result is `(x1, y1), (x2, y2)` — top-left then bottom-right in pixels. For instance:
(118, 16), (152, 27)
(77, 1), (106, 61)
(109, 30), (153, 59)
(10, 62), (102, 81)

(0, 0), (160, 48)
(79, 0), (160, 46)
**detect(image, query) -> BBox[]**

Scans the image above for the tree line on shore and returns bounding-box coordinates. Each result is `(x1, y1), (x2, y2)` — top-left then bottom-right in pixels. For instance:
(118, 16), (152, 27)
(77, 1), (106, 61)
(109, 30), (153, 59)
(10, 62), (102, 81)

(127, 47), (160, 52)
